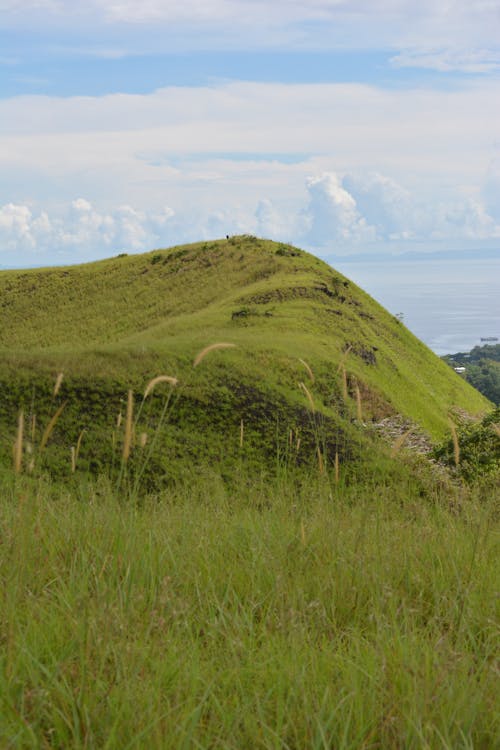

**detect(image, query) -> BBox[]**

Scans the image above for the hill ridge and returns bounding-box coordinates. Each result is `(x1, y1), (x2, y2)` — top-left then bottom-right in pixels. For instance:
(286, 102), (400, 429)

(0, 236), (491, 479)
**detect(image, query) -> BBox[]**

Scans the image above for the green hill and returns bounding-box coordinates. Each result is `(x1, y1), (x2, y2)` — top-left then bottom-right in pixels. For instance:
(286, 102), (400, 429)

(0, 236), (490, 481)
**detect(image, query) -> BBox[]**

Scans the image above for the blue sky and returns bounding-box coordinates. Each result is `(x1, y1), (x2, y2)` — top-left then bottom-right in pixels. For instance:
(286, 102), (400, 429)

(1, 0), (500, 267)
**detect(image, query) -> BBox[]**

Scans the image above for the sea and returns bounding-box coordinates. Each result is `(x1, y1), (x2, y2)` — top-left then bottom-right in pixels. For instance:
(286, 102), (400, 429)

(332, 257), (500, 356)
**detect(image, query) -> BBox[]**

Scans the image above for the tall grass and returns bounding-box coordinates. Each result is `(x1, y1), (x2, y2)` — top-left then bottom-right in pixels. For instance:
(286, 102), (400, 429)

(0, 471), (498, 749)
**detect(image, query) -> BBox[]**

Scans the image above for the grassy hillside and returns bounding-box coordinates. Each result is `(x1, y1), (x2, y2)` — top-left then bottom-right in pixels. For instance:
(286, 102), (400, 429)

(1, 238), (498, 748)
(0, 236), (490, 481)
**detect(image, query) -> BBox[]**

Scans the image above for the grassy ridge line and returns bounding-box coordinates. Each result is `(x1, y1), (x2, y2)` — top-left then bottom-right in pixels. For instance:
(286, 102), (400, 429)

(1, 472), (498, 748)
(0, 237), (490, 465)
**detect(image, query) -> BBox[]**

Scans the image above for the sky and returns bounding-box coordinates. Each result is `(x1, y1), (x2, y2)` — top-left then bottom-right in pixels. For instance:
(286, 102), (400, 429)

(1, 0), (500, 268)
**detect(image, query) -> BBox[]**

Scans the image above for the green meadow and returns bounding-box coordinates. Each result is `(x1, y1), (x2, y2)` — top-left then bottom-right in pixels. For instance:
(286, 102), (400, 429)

(0, 237), (498, 748)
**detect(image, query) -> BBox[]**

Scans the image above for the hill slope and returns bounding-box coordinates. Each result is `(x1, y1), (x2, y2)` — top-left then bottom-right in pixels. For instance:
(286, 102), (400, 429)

(0, 236), (490, 480)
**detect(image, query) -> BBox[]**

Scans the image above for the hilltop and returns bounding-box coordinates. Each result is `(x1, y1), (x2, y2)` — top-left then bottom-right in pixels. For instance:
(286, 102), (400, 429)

(0, 236), (490, 480)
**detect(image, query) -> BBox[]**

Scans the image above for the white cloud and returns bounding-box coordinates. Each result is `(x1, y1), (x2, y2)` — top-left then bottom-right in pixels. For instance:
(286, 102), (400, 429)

(0, 203), (38, 250)
(1, 80), (498, 188)
(342, 172), (416, 240)
(1, 79), (499, 261)
(0, 199), (176, 259)
(432, 198), (500, 240)
(1, 174), (500, 265)
(1, 1), (499, 70)
(304, 173), (375, 245)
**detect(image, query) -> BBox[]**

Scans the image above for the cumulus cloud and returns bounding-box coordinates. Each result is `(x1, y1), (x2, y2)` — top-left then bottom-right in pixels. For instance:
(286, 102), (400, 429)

(1, 175), (500, 265)
(303, 173), (375, 246)
(301, 170), (500, 250)
(432, 198), (500, 241)
(0, 199), (176, 260)
(342, 172), (416, 240)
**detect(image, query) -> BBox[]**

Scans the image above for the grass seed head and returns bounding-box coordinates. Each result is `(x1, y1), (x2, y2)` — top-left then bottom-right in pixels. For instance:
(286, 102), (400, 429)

(298, 358), (315, 383)
(75, 429), (86, 465)
(53, 372), (64, 397)
(122, 390), (134, 463)
(144, 375), (178, 399)
(193, 342), (236, 367)
(341, 365), (348, 401)
(40, 402), (66, 451)
(299, 381), (315, 412)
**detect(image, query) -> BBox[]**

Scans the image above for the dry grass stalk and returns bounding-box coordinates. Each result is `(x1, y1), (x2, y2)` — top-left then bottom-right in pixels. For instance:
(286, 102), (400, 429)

(299, 381), (315, 412)
(355, 383), (362, 422)
(75, 429), (85, 464)
(317, 446), (325, 475)
(298, 358), (315, 383)
(240, 419), (244, 448)
(296, 437), (301, 452)
(341, 365), (348, 401)
(337, 345), (352, 373)
(334, 451), (339, 484)
(122, 390), (134, 463)
(53, 372), (64, 397)
(390, 428), (413, 458)
(448, 419), (460, 467)
(139, 432), (148, 448)
(40, 402), (66, 451)
(30, 413), (36, 442)
(116, 411), (123, 429)
(13, 410), (24, 474)
(143, 375), (178, 399)
(193, 342), (236, 367)
(70, 446), (76, 473)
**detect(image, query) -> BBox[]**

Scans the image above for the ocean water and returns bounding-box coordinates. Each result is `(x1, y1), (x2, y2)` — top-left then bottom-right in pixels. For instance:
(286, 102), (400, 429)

(333, 257), (500, 356)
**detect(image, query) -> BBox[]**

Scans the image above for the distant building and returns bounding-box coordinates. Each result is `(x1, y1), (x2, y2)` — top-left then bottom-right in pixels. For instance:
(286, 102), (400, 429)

(454, 367), (466, 373)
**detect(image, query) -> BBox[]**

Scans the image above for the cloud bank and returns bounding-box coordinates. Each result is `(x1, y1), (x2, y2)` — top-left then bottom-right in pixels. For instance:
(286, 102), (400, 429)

(2, 170), (499, 266)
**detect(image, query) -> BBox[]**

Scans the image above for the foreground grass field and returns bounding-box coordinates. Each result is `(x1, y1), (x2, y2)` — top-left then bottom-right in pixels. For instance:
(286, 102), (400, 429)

(1, 471), (498, 749)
